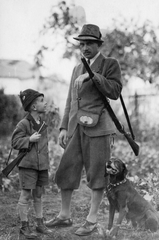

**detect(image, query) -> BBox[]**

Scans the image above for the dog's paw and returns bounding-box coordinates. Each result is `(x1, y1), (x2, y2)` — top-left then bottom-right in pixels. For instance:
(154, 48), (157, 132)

(105, 230), (116, 239)
(145, 217), (158, 232)
(109, 225), (120, 238)
(105, 229), (110, 237)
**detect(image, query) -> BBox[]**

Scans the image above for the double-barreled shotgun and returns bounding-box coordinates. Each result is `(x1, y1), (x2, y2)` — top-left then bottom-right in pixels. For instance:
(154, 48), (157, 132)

(81, 57), (139, 156)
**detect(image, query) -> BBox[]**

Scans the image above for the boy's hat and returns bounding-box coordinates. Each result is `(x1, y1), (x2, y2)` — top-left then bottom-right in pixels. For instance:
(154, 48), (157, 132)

(73, 24), (104, 43)
(19, 89), (44, 111)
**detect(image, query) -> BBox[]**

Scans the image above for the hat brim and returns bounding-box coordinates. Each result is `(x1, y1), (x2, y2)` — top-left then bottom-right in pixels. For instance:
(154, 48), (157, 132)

(73, 36), (104, 42)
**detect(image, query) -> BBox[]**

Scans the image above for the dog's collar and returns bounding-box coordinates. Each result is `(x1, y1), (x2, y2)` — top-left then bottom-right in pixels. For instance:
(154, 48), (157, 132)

(109, 178), (127, 187)
(106, 178), (127, 195)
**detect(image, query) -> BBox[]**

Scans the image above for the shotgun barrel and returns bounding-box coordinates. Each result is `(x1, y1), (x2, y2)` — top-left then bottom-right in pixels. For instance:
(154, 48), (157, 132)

(81, 57), (139, 156)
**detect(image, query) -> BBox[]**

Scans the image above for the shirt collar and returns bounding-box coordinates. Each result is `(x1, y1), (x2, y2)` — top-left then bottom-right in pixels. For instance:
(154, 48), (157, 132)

(88, 52), (100, 66)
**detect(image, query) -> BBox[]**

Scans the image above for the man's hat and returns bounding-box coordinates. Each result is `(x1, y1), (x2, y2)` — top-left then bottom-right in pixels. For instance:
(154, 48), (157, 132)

(19, 89), (44, 111)
(73, 24), (104, 42)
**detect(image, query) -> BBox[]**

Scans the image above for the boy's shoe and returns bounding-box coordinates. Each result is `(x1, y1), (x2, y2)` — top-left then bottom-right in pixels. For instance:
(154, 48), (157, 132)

(45, 216), (73, 228)
(75, 220), (98, 236)
(20, 221), (37, 239)
(36, 218), (52, 234)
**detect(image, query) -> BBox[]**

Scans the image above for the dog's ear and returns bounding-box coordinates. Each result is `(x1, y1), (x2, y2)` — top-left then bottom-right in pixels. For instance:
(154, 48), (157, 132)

(123, 163), (128, 177)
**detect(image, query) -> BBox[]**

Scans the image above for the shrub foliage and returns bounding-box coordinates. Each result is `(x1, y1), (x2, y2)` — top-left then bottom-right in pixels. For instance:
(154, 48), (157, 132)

(0, 89), (23, 136)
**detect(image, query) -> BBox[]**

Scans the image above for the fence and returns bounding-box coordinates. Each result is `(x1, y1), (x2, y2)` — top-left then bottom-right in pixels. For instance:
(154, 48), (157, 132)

(111, 93), (159, 142)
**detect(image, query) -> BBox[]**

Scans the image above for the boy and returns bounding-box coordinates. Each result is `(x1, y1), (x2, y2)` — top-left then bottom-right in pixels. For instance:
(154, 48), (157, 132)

(12, 89), (52, 238)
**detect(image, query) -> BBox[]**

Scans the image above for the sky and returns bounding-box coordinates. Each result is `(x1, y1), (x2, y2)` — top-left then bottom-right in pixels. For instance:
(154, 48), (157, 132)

(0, 0), (159, 80)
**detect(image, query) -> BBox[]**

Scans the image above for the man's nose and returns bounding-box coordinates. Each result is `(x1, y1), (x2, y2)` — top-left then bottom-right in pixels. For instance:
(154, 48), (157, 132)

(83, 44), (88, 50)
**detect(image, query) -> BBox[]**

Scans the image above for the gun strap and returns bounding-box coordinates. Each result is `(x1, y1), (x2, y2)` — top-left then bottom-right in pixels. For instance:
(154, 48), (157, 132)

(99, 58), (134, 137)
(96, 66), (135, 138)
(96, 88), (124, 134)
(6, 147), (13, 166)
(119, 95), (135, 140)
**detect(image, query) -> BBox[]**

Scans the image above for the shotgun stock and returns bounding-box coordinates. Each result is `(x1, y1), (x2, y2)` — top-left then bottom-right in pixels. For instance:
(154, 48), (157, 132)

(2, 151), (27, 177)
(2, 121), (47, 177)
(118, 126), (139, 156)
(81, 57), (139, 156)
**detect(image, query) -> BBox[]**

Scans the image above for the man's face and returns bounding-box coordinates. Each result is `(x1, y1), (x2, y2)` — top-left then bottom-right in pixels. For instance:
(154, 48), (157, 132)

(79, 40), (99, 59)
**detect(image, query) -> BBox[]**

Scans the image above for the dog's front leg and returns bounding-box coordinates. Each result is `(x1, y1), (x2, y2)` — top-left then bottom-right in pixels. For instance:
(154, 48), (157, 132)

(109, 207), (127, 237)
(108, 203), (116, 230)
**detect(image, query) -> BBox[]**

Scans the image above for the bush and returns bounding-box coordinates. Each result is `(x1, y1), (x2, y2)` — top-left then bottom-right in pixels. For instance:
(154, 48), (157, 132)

(0, 89), (23, 136)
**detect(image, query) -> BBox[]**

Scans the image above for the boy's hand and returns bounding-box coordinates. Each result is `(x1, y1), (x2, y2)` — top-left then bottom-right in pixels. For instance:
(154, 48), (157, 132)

(29, 132), (41, 142)
(58, 129), (68, 149)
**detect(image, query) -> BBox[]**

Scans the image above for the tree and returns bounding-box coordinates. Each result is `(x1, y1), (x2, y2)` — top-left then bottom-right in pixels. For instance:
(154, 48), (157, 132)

(35, 1), (159, 86)
(101, 18), (159, 85)
(34, 1), (81, 69)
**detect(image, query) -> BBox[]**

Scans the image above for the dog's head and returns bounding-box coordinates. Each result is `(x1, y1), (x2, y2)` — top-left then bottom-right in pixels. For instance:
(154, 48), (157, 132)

(106, 157), (128, 180)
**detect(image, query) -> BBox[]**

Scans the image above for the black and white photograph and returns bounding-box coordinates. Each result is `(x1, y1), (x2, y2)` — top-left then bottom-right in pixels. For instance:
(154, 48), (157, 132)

(0, 0), (159, 239)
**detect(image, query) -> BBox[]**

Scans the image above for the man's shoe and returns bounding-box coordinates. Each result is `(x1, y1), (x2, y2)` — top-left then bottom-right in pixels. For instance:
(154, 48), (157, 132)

(75, 220), (98, 236)
(45, 217), (73, 228)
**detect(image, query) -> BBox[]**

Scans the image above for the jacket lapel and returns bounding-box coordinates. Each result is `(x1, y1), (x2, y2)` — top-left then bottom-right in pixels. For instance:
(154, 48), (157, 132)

(26, 113), (47, 133)
(76, 53), (105, 77)
(91, 53), (105, 74)
(76, 63), (85, 76)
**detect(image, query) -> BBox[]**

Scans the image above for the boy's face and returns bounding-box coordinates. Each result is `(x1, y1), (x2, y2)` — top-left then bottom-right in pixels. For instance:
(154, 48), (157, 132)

(33, 96), (47, 113)
(79, 40), (99, 59)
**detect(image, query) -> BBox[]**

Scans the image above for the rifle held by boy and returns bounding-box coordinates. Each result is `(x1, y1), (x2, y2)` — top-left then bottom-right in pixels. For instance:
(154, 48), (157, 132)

(81, 57), (139, 156)
(2, 150), (28, 177)
(2, 121), (46, 177)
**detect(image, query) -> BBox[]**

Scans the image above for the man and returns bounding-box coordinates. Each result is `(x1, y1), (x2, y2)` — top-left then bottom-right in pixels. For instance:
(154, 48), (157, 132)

(46, 24), (122, 236)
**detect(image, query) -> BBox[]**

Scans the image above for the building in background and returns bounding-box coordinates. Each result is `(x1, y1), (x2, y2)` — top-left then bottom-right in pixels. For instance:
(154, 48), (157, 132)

(0, 59), (40, 94)
(0, 59), (69, 115)
(38, 74), (69, 115)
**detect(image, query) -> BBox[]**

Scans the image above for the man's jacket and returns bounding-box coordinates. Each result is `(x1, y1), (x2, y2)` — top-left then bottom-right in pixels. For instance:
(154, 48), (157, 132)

(11, 114), (49, 170)
(60, 53), (122, 137)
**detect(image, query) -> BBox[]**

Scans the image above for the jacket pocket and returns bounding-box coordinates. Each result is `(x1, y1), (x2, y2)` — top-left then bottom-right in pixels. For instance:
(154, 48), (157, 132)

(77, 110), (100, 127)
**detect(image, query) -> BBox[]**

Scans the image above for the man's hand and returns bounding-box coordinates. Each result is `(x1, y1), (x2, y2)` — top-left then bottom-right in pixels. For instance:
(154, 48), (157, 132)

(29, 132), (41, 142)
(74, 73), (89, 89)
(58, 129), (68, 149)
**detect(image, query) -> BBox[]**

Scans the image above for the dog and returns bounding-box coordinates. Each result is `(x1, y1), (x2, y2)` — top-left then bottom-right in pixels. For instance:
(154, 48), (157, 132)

(105, 157), (159, 237)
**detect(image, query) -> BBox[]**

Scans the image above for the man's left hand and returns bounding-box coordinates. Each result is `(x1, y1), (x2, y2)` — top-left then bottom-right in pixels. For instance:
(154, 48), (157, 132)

(74, 73), (89, 89)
